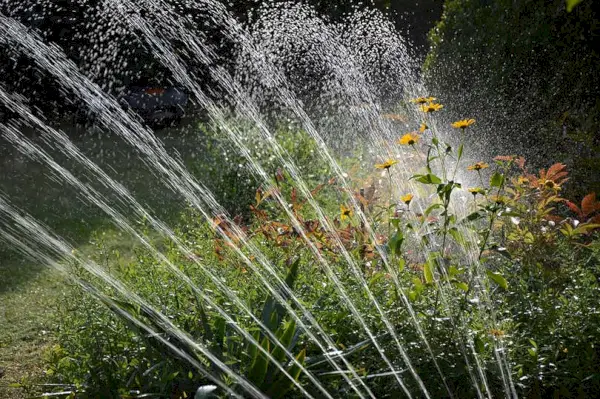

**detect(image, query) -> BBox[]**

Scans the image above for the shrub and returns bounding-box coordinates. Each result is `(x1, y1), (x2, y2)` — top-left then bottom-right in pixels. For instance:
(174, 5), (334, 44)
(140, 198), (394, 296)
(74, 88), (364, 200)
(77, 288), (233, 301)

(45, 103), (600, 398)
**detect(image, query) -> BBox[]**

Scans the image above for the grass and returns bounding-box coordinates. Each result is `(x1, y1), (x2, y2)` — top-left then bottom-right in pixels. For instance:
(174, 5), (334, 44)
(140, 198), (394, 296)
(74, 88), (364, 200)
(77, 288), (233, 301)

(0, 119), (205, 398)
(0, 254), (64, 399)
(0, 228), (159, 398)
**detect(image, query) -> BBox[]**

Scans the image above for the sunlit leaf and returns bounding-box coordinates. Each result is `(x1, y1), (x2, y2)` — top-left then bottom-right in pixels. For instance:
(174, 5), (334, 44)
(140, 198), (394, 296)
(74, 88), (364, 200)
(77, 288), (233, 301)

(272, 319), (297, 364)
(424, 261), (434, 284)
(486, 270), (508, 290)
(412, 173), (442, 185)
(490, 172), (505, 187)
(566, 0), (583, 13)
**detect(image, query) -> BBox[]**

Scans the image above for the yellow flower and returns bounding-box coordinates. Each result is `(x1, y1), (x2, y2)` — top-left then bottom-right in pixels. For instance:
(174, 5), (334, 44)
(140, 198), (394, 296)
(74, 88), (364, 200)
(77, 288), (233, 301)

(467, 162), (489, 171)
(340, 204), (353, 221)
(398, 133), (419, 146)
(468, 187), (485, 196)
(540, 179), (561, 191)
(410, 96), (436, 104)
(401, 193), (414, 205)
(490, 195), (508, 205)
(419, 102), (444, 113)
(375, 159), (398, 170)
(451, 119), (476, 129)
(419, 123), (428, 133)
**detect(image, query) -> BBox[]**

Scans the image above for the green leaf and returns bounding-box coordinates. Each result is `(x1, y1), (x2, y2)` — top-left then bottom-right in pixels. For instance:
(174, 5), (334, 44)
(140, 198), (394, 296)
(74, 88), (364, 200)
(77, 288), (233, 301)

(247, 330), (260, 361)
(413, 173), (442, 185)
(448, 227), (464, 245)
(424, 203), (444, 217)
(408, 290), (418, 302)
(453, 281), (469, 292)
(284, 257), (301, 290)
(463, 211), (482, 223)
(424, 261), (434, 285)
(490, 172), (505, 187)
(412, 277), (424, 293)
(474, 335), (485, 354)
(486, 270), (508, 290)
(398, 258), (406, 272)
(272, 319), (297, 364)
(457, 143), (464, 160)
(267, 349), (306, 399)
(566, 0), (583, 12)
(388, 230), (404, 256)
(248, 335), (270, 386)
(448, 265), (462, 277)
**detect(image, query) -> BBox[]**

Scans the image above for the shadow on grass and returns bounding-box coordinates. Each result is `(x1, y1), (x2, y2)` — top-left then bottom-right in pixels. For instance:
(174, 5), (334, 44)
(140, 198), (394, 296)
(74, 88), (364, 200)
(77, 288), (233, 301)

(0, 118), (209, 293)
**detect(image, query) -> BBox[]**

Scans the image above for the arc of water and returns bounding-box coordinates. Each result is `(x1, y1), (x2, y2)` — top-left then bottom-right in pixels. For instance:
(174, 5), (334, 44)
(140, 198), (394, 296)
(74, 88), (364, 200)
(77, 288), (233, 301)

(253, 15), (510, 396)
(195, 8), (459, 396)
(117, 3), (424, 396)
(0, 19), (369, 398)
(0, 121), (329, 398)
(0, 197), (264, 399)
(126, 4), (460, 395)
(214, 4), (514, 395)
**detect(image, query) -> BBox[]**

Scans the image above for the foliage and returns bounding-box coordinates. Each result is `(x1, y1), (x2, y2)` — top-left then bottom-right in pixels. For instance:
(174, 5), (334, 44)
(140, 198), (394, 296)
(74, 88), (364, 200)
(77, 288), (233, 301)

(423, 0), (600, 196)
(41, 110), (600, 398)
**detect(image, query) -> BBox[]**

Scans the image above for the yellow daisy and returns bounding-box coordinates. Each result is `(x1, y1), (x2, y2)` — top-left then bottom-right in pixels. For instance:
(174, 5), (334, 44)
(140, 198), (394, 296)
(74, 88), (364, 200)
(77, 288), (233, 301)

(375, 159), (398, 170)
(451, 119), (476, 129)
(419, 123), (428, 133)
(468, 187), (485, 196)
(467, 162), (489, 171)
(419, 102), (444, 113)
(401, 193), (414, 205)
(340, 204), (353, 221)
(410, 96), (436, 104)
(398, 133), (420, 146)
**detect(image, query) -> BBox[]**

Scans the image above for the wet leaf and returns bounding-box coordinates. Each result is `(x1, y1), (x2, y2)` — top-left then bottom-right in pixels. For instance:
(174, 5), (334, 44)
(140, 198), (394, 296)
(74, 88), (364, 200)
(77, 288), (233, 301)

(453, 281), (469, 292)
(248, 335), (270, 386)
(272, 319), (297, 364)
(474, 335), (485, 354)
(412, 173), (442, 185)
(486, 270), (508, 290)
(424, 261), (434, 285)
(490, 172), (504, 187)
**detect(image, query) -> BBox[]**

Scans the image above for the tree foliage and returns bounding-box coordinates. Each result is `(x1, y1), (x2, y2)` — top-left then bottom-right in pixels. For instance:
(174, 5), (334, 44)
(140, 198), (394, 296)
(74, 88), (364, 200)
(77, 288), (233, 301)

(424, 0), (600, 196)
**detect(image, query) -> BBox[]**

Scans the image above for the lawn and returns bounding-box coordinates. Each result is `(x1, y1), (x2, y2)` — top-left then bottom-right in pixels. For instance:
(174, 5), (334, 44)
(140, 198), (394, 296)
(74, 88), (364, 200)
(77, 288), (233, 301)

(0, 119), (205, 398)
(0, 254), (64, 399)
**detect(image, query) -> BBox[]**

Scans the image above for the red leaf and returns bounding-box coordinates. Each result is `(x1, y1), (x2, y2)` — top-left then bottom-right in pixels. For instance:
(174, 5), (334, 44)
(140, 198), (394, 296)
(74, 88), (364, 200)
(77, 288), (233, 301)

(581, 193), (599, 218)
(565, 200), (583, 218)
(546, 163), (568, 180)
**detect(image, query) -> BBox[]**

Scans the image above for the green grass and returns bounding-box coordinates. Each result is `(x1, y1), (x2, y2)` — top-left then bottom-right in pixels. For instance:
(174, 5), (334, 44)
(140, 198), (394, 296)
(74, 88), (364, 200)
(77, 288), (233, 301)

(0, 121), (206, 398)
(0, 228), (158, 398)
(0, 254), (64, 399)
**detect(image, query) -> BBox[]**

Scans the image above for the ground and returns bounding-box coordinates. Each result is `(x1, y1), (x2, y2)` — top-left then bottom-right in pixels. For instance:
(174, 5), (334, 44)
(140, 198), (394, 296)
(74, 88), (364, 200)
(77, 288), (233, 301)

(0, 256), (63, 399)
(0, 118), (203, 398)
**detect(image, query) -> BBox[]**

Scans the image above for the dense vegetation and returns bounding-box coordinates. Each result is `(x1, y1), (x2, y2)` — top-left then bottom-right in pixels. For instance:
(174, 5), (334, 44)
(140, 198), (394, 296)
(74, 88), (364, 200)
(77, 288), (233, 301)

(423, 0), (600, 196)
(36, 99), (600, 398)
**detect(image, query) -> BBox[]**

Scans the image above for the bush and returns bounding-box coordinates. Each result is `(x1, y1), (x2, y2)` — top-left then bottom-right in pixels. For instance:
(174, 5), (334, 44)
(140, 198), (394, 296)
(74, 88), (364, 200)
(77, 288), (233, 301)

(45, 104), (600, 398)
(423, 0), (600, 196)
